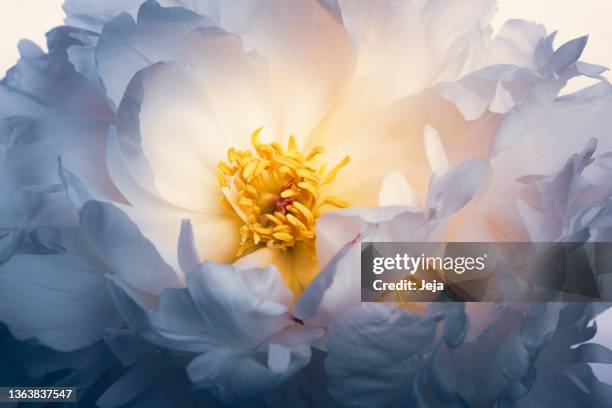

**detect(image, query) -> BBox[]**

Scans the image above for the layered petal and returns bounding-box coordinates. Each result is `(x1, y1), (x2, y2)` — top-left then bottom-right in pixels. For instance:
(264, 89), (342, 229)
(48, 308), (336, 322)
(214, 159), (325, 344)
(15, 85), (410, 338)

(0, 228), (122, 351)
(325, 304), (440, 407)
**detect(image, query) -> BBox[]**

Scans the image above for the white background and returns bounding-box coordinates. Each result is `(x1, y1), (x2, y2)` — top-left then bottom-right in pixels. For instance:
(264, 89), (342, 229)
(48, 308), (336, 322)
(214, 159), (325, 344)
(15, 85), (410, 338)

(1, 0), (612, 380)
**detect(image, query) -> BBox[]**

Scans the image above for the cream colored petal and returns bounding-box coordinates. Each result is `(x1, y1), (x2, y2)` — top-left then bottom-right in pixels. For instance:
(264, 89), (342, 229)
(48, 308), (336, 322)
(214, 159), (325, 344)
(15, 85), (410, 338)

(137, 63), (229, 214)
(316, 91), (498, 209)
(234, 245), (318, 297)
(378, 171), (421, 208)
(336, 0), (496, 105)
(119, 202), (241, 272)
(423, 124), (450, 174)
(183, 27), (274, 147)
(217, 0), (355, 144)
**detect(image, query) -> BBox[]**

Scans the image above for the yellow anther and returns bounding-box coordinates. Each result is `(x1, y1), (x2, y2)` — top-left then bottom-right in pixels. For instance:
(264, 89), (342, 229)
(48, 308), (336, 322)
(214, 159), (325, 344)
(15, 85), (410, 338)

(273, 232), (294, 242)
(227, 147), (237, 163)
(264, 214), (283, 225)
(322, 196), (349, 208)
(306, 146), (325, 160)
(216, 171), (228, 187)
(296, 169), (320, 183)
(273, 224), (292, 233)
(323, 156), (351, 185)
(255, 160), (270, 176)
(246, 185), (258, 197)
(239, 197), (254, 207)
(290, 201), (314, 225)
(288, 135), (298, 151)
(242, 160), (257, 181)
(217, 161), (233, 175)
(253, 226), (273, 235)
(274, 212), (287, 222)
(216, 128), (350, 260)
(287, 214), (307, 231)
(273, 156), (301, 169)
(297, 181), (317, 196)
(280, 189), (297, 198)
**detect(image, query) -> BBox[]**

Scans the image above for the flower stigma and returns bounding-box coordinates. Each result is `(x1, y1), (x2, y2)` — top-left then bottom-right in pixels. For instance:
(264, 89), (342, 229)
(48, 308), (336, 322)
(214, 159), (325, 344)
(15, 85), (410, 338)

(217, 128), (350, 260)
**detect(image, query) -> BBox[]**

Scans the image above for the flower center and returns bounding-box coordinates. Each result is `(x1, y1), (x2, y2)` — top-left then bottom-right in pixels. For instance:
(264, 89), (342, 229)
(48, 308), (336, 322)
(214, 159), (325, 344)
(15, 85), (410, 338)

(217, 128), (350, 259)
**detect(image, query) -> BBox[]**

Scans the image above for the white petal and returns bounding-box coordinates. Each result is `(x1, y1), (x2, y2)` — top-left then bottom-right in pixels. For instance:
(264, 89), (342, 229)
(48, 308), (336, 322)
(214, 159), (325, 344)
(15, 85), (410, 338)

(337, 0), (495, 104)
(423, 124), (450, 174)
(240, 265), (294, 308)
(267, 343), (291, 373)
(378, 171), (421, 208)
(489, 81), (515, 114)
(178, 219), (200, 275)
(294, 240), (356, 321)
(427, 159), (491, 219)
(186, 262), (292, 348)
(187, 347), (310, 405)
(218, 0), (354, 140)
(183, 27), (272, 144)
(95, 3), (213, 108)
(311, 207), (433, 325)
(436, 81), (489, 121)
(489, 111), (528, 157)
(79, 201), (182, 295)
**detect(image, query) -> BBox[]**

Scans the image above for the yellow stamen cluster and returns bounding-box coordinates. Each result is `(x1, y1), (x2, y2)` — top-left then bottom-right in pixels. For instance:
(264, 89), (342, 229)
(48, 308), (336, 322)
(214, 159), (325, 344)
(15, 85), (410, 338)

(217, 128), (350, 258)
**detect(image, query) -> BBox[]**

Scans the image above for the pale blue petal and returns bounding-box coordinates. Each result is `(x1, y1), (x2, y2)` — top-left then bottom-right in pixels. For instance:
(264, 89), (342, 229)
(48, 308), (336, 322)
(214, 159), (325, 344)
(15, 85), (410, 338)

(427, 158), (491, 219)
(79, 201), (181, 295)
(0, 228), (122, 351)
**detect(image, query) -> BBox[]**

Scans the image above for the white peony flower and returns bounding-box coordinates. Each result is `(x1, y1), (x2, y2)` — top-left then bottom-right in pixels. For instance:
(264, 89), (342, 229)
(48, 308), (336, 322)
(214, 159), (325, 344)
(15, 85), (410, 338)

(1, 0), (611, 406)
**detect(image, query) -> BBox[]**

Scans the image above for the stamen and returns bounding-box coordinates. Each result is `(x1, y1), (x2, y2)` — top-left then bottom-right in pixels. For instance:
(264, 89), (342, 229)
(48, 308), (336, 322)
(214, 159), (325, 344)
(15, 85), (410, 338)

(216, 128), (350, 258)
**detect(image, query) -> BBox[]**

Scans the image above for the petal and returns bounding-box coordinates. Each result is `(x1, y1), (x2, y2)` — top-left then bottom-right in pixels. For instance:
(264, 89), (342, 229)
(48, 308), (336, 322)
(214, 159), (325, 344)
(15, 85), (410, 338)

(177, 219), (200, 274)
(118, 62), (228, 213)
(217, 0), (355, 141)
(0, 229), (122, 351)
(187, 347), (310, 404)
(183, 26), (273, 143)
(336, 0), (495, 104)
(294, 240), (355, 322)
(478, 19), (546, 69)
(186, 262), (292, 348)
(106, 259), (294, 354)
(79, 200), (182, 295)
(378, 171), (421, 208)
(0, 114), (124, 228)
(489, 110), (528, 157)
(96, 354), (165, 408)
(63, 0), (143, 31)
(544, 35), (588, 76)
(234, 245), (318, 296)
(240, 266), (294, 308)
(325, 304), (439, 407)
(456, 83), (612, 241)
(312, 91), (497, 209)
(489, 81), (515, 114)
(4, 29), (112, 118)
(426, 158), (491, 219)
(95, 2), (213, 108)
(423, 124), (450, 174)
(310, 207), (434, 325)
(0, 228), (25, 265)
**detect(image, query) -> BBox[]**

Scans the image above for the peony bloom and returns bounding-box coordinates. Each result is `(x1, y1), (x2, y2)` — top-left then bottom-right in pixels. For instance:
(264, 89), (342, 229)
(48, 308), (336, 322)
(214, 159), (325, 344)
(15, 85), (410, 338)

(1, 0), (612, 406)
